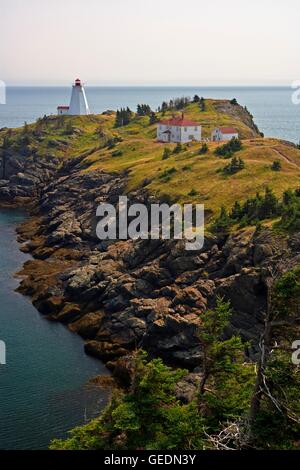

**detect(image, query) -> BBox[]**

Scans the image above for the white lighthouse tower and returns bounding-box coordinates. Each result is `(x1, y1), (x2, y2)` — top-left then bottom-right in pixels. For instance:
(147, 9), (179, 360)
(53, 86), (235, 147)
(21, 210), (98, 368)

(58, 79), (90, 116)
(68, 78), (90, 115)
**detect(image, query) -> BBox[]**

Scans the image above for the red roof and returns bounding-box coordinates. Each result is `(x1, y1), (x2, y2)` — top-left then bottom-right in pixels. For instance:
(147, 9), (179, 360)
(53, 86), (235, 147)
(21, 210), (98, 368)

(159, 117), (200, 127)
(57, 105), (69, 109)
(218, 127), (238, 134)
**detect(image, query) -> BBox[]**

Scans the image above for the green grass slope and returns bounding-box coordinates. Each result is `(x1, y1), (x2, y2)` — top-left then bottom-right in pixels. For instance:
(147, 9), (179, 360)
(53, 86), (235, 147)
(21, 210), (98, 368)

(1, 99), (300, 218)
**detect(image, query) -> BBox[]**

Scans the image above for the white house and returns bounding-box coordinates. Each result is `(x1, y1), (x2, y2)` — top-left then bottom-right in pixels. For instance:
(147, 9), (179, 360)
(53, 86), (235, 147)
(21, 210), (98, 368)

(57, 79), (90, 116)
(157, 115), (202, 143)
(211, 127), (239, 142)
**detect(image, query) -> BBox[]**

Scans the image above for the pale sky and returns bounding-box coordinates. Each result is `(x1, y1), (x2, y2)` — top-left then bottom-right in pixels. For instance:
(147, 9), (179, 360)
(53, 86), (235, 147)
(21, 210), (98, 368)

(1, 0), (299, 85)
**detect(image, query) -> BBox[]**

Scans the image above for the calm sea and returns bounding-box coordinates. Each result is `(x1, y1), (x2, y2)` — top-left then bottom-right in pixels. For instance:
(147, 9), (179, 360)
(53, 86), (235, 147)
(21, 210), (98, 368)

(0, 209), (110, 449)
(0, 86), (299, 143)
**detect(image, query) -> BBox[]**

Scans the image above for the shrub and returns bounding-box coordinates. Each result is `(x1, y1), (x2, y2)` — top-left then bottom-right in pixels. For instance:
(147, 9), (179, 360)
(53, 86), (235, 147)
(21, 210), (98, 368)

(159, 167), (177, 181)
(199, 143), (208, 155)
(112, 150), (123, 157)
(215, 138), (242, 157)
(162, 148), (172, 160)
(188, 188), (197, 197)
(222, 156), (245, 175)
(271, 160), (282, 171)
(173, 143), (182, 154)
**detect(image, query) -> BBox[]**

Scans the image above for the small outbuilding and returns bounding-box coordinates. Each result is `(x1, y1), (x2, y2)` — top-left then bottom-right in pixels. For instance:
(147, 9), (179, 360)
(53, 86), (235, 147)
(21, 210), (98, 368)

(57, 105), (70, 116)
(211, 127), (239, 142)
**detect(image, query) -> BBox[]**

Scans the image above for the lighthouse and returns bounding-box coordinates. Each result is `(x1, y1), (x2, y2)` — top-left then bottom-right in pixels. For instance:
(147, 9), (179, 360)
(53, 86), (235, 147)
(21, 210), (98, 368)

(57, 79), (90, 116)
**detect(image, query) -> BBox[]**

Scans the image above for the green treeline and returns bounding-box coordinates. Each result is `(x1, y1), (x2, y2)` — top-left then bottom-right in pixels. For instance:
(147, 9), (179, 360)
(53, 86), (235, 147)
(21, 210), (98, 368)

(212, 187), (300, 234)
(51, 275), (300, 450)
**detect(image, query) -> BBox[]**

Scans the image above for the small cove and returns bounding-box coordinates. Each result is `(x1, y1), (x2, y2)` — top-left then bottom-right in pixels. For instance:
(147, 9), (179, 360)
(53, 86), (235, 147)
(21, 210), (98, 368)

(0, 208), (109, 449)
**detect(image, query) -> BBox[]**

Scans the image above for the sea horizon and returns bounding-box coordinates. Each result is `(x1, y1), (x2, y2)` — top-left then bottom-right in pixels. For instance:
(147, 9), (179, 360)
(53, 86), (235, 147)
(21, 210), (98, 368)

(5, 84), (294, 88)
(0, 85), (299, 143)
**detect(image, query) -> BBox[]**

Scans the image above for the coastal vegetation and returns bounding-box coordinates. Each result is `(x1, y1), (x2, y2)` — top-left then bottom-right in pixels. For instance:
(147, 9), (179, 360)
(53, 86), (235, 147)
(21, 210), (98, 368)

(221, 156), (245, 175)
(1, 97), (300, 451)
(2, 98), (300, 218)
(212, 186), (300, 233)
(51, 285), (300, 450)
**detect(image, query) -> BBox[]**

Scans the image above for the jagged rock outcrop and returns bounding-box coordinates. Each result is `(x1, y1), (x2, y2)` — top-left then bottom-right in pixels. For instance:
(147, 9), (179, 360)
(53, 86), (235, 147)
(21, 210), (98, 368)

(12, 157), (299, 371)
(0, 146), (60, 203)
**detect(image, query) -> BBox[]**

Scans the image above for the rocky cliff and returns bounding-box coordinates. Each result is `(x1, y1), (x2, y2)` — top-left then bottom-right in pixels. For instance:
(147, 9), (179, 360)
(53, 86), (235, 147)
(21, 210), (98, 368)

(1, 104), (300, 375)
(12, 157), (300, 373)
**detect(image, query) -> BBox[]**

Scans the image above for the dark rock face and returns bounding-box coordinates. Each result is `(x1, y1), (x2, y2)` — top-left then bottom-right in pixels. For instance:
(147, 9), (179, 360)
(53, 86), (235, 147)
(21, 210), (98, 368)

(8, 153), (299, 371)
(175, 373), (202, 403)
(0, 149), (59, 203)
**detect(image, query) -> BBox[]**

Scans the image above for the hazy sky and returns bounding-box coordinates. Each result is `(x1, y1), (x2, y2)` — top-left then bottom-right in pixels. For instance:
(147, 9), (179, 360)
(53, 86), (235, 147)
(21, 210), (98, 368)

(1, 0), (299, 85)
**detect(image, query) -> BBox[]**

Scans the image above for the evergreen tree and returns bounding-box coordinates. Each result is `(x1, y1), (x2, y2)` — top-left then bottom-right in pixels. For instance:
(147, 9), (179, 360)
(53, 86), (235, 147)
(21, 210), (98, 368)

(199, 97), (206, 112)
(211, 206), (232, 234)
(215, 138), (242, 157)
(137, 104), (152, 116)
(115, 107), (133, 127)
(149, 112), (158, 125)
(231, 201), (243, 220)
(51, 351), (206, 450)
(161, 101), (168, 114)
(197, 298), (245, 396)
(222, 156), (245, 175)
(196, 298), (255, 439)
(259, 187), (279, 219)
(248, 265), (300, 448)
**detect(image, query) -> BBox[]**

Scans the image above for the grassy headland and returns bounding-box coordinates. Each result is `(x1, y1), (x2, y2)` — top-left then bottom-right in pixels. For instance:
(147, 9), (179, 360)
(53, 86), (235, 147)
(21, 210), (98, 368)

(1, 98), (300, 218)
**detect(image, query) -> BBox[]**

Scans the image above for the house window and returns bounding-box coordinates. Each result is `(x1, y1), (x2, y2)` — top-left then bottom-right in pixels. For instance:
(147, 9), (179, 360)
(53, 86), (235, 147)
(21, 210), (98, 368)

(194, 127), (198, 131)
(184, 127), (187, 132)
(189, 135), (194, 140)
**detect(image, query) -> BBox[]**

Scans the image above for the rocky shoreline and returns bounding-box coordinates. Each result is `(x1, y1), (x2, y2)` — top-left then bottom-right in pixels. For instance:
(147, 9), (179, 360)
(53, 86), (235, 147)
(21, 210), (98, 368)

(1, 153), (298, 380)
(1, 109), (300, 384)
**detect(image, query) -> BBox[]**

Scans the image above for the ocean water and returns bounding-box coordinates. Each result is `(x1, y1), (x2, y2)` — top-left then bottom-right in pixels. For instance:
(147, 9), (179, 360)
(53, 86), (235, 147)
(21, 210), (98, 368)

(0, 85), (299, 450)
(0, 86), (299, 143)
(0, 209), (110, 450)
